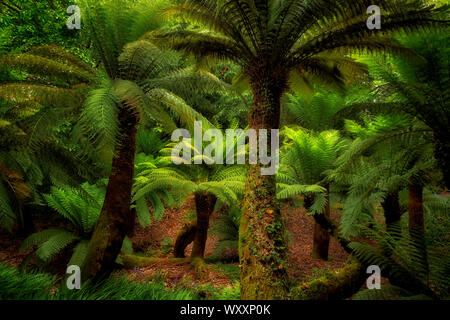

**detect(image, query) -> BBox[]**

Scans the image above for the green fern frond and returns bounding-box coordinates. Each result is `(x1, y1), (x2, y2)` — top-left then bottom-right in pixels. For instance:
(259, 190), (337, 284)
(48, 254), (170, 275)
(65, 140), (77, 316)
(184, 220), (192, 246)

(353, 284), (414, 300)
(34, 231), (80, 262)
(67, 240), (89, 268)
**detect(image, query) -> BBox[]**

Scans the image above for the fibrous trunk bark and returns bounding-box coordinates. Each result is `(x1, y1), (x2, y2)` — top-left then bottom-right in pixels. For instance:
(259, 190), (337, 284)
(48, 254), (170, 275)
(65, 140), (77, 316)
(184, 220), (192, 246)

(191, 192), (216, 258)
(173, 222), (197, 258)
(239, 75), (289, 300)
(312, 185), (330, 260)
(82, 106), (138, 282)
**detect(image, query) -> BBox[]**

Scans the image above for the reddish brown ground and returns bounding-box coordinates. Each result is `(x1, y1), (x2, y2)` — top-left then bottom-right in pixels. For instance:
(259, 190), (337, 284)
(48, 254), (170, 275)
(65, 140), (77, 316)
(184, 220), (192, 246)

(124, 197), (349, 287)
(0, 197), (349, 288)
(284, 204), (348, 282)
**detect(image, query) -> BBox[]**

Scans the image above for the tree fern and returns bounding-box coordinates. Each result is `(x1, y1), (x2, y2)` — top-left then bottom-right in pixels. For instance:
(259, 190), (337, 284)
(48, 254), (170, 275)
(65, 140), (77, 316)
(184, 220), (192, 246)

(20, 182), (106, 267)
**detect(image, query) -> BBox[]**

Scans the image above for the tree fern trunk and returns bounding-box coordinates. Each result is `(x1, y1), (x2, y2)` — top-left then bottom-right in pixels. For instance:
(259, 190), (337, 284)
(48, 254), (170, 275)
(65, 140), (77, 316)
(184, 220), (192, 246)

(312, 185), (330, 260)
(191, 193), (216, 258)
(408, 184), (424, 235)
(434, 135), (450, 189)
(173, 222), (197, 258)
(82, 106), (138, 281)
(239, 74), (289, 300)
(381, 192), (401, 239)
(408, 184), (429, 280)
(17, 205), (34, 238)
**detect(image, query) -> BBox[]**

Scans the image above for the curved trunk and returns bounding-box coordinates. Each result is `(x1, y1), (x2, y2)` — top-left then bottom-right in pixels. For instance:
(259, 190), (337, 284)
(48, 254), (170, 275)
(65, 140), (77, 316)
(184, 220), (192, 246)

(312, 185), (330, 260)
(191, 192), (216, 258)
(82, 106), (138, 282)
(173, 222), (197, 258)
(239, 75), (289, 300)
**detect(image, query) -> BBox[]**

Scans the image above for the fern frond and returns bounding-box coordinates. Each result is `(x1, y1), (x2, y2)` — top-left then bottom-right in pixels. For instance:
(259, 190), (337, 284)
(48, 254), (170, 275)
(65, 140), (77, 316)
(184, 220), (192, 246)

(35, 231), (80, 262)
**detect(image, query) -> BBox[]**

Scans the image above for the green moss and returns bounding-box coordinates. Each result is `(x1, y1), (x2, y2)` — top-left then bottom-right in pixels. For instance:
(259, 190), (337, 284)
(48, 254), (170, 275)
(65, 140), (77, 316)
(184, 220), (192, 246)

(120, 254), (189, 268)
(290, 261), (364, 300)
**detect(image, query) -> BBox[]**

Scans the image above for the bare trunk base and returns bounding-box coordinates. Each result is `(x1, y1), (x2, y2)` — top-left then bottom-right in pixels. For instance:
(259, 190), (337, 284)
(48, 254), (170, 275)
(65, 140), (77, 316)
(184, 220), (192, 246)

(312, 185), (330, 260)
(191, 193), (216, 258)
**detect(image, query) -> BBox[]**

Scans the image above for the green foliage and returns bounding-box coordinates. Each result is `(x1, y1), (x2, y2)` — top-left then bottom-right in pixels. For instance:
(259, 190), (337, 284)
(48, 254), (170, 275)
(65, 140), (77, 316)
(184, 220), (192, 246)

(329, 113), (435, 237)
(136, 127), (167, 157)
(161, 236), (174, 255)
(0, 263), (56, 299)
(0, 263), (194, 300)
(0, 0), (87, 53)
(133, 135), (247, 215)
(283, 88), (373, 131)
(162, 0), (448, 94)
(0, 0), (449, 302)
(193, 282), (240, 300)
(365, 31), (450, 187)
(277, 127), (344, 214)
(351, 221), (450, 299)
(20, 182), (105, 267)
(211, 206), (241, 261)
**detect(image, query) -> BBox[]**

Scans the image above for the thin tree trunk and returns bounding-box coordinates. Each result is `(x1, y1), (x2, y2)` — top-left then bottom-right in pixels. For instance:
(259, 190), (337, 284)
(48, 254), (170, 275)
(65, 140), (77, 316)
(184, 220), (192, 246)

(408, 184), (424, 236)
(239, 75), (289, 300)
(312, 185), (330, 260)
(17, 205), (34, 237)
(191, 193), (216, 258)
(408, 184), (429, 284)
(82, 106), (138, 282)
(434, 135), (450, 189)
(173, 222), (197, 258)
(381, 192), (401, 240)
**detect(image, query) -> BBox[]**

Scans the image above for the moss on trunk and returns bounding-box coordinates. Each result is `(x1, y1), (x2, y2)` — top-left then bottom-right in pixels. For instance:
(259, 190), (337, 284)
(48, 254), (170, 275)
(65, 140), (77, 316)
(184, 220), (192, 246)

(120, 255), (189, 268)
(239, 74), (289, 300)
(82, 106), (138, 282)
(290, 260), (365, 300)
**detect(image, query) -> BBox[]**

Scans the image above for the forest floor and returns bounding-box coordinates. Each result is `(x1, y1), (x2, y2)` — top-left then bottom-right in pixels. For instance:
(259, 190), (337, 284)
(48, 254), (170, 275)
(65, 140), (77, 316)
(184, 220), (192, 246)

(122, 196), (349, 288)
(0, 197), (349, 290)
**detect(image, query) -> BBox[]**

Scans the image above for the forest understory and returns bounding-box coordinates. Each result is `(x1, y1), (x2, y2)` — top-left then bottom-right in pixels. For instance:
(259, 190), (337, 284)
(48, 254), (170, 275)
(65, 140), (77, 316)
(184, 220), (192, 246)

(0, 0), (449, 303)
(0, 196), (358, 290)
